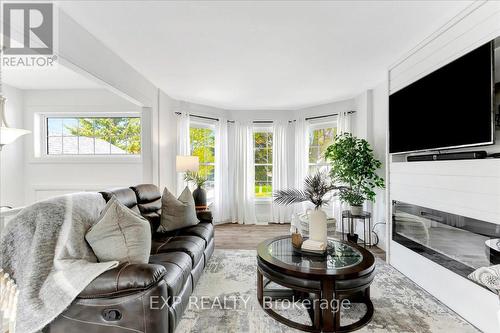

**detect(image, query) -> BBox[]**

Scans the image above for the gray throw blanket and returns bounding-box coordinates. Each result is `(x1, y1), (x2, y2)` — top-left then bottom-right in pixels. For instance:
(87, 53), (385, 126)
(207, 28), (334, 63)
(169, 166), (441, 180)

(0, 193), (119, 333)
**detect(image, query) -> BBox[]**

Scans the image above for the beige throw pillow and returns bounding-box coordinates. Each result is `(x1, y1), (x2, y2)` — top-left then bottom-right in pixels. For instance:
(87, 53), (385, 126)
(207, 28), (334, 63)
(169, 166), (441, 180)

(86, 196), (151, 264)
(160, 187), (199, 232)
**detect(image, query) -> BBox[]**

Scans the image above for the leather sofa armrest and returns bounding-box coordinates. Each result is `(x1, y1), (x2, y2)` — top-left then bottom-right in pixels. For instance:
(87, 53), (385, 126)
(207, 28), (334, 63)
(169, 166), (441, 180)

(197, 210), (213, 223)
(79, 263), (166, 299)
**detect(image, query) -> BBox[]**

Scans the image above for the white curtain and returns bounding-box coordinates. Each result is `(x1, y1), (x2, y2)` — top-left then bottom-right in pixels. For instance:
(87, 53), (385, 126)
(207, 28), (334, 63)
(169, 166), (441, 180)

(271, 120), (292, 223)
(176, 112), (190, 195)
(230, 121), (257, 224)
(214, 117), (232, 224)
(337, 111), (352, 135)
(292, 117), (310, 216)
(333, 111), (353, 229)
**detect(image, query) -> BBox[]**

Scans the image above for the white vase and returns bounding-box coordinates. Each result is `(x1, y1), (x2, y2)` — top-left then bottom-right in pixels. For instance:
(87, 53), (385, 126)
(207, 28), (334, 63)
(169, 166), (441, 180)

(307, 208), (328, 245)
(350, 205), (363, 216)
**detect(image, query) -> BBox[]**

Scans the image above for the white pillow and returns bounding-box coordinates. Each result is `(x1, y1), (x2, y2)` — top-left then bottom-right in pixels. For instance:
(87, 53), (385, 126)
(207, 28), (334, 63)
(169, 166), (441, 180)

(160, 187), (199, 232)
(86, 196), (151, 264)
(468, 265), (500, 292)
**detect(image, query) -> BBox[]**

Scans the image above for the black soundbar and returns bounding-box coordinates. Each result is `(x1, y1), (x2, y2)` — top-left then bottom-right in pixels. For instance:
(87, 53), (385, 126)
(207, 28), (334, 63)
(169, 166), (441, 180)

(407, 151), (487, 162)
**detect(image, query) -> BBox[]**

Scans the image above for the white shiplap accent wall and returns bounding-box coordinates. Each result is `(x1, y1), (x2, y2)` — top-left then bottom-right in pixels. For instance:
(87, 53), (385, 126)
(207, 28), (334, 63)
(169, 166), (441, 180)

(390, 1), (500, 94)
(388, 2), (500, 332)
(391, 159), (500, 225)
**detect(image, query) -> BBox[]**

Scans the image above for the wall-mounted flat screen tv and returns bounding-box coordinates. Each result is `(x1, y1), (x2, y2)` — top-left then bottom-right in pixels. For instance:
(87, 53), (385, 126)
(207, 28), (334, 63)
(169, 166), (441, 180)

(389, 42), (494, 154)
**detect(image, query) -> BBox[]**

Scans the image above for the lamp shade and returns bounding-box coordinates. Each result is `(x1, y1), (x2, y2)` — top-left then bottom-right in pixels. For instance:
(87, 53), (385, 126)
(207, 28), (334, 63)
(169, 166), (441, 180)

(0, 126), (30, 146)
(176, 155), (199, 172)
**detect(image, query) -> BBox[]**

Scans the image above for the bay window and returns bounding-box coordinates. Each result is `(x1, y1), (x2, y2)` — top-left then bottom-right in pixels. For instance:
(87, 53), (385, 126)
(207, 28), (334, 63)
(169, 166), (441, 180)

(254, 128), (273, 198)
(189, 121), (216, 203)
(308, 119), (337, 174)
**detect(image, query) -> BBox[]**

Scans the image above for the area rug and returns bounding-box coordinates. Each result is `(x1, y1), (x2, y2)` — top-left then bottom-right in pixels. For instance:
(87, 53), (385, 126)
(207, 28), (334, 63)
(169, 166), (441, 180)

(176, 250), (479, 333)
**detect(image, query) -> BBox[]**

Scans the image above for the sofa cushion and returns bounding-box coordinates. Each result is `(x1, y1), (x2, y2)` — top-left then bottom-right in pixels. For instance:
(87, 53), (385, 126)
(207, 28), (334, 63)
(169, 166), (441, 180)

(151, 235), (205, 267)
(86, 197), (151, 264)
(78, 263), (166, 299)
(131, 183), (162, 202)
(160, 187), (199, 232)
(177, 222), (214, 246)
(100, 187), (140, 214)
(149, 252), (192, 302)
(131, 184), (162, 214)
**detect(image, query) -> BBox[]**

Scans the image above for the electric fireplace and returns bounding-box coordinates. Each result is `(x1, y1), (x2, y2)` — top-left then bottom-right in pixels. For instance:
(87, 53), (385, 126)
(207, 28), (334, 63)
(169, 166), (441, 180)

(392, 201), (500, 290)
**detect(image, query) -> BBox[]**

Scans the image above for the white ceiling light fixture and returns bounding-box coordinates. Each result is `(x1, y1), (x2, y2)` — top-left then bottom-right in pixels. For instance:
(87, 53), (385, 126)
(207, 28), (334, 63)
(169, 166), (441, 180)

(0, 95), (30, 150)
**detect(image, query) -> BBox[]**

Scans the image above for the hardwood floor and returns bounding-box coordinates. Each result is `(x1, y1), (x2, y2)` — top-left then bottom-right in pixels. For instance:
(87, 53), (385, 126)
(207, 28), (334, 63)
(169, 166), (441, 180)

(214, 223), (386, 260)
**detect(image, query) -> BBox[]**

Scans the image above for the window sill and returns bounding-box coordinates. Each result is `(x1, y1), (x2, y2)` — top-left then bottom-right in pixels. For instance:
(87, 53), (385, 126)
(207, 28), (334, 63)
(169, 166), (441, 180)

(255, 198), (272, 204)
(28, 155), (143, 164)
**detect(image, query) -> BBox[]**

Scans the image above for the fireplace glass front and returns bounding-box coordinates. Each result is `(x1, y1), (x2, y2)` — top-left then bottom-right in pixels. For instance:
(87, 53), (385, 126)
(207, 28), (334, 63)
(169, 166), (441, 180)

(392, 201), (500, 289)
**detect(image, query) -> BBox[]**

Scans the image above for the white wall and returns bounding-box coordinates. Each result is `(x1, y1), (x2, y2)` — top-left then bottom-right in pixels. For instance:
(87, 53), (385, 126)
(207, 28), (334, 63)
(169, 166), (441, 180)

(371, 82), (389, 250)
(388, 1), (500, 332)
(22, 89), (147, 204)
(352, 91), (372, 140)
(292, 98), (356, 120)
(1, 85), (25, 207)
(158, 91), (180, 193)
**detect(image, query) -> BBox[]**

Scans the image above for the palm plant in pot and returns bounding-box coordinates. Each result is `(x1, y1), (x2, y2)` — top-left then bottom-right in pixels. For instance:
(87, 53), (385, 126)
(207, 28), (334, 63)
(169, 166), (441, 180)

(184, 171), (208, 209)
(325, 132), (385, 219)
(273, 171), (338, 245)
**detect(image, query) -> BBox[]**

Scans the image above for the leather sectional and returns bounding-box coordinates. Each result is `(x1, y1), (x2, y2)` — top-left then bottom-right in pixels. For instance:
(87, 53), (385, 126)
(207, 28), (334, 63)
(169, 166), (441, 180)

(45, 184), (214, 333)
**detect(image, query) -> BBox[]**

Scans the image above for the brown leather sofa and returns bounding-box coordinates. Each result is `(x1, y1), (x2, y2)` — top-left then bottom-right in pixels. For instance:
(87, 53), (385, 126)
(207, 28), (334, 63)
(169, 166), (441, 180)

(45, 184), (214, 333)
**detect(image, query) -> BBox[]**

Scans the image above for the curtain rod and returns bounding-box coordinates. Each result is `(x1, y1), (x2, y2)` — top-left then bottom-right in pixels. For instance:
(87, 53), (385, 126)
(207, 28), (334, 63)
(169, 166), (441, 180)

(305, 110), (356, 121)
(175, 110), (356, 123)
(175, 112), (219, 122)
(175, 112), (272, 124)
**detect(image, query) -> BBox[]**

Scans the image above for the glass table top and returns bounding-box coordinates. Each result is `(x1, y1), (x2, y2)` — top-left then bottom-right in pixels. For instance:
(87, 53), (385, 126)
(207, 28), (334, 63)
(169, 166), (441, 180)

(266, 237), (363, 271)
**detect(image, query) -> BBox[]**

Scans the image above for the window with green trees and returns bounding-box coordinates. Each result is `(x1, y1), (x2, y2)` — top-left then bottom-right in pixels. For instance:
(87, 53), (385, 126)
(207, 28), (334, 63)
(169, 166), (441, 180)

(254, 130), (273, 198)
(46, 117), (141, 155)
(189, 124), (215, 202)
(309, 123), (337, 174)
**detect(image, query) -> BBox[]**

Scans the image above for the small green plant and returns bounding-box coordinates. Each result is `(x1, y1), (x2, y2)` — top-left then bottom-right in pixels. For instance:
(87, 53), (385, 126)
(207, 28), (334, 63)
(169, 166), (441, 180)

(184, 171), (208, 188)
(325, 133), (385, 206)
(273, 171), (338, 209)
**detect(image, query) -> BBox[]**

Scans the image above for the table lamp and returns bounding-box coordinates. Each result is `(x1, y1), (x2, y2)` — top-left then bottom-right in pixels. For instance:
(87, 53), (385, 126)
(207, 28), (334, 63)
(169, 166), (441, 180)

(176, 155), (199, 173)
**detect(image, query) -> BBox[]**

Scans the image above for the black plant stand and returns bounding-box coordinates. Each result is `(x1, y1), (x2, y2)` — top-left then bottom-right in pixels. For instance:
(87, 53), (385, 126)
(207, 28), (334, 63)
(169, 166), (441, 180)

(341, 210), (372, 248)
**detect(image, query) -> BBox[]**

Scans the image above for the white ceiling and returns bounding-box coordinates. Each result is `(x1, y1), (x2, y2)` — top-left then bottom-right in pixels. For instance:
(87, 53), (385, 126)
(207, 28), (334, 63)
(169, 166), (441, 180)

(56, 1), (473, 110)
(3, 65), (102, 90)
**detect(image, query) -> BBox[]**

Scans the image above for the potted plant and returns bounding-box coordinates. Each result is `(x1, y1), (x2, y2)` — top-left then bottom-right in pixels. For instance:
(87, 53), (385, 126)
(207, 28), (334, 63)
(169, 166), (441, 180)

(273, 171), (338, 245)
(184, 171), (208, 209)
(325, 133), (385, 217)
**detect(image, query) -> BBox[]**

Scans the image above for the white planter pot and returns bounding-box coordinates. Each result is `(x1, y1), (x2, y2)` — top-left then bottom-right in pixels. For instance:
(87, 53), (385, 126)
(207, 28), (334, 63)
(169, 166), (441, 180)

(296, 214), (336, 238)
(350, 205), (363, 216)
(307, 208), (328, 245)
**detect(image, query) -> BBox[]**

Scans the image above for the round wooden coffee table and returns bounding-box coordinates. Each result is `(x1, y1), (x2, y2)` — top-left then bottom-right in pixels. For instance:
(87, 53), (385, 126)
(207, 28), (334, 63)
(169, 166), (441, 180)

(257, 236), (375, 333)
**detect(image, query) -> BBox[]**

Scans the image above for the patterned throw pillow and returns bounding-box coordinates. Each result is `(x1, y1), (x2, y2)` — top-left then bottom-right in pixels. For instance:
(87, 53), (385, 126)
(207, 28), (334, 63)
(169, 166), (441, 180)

(86, 196), (151, 264)
(468, 265), (500, 292)
(160, 187), (199, 232)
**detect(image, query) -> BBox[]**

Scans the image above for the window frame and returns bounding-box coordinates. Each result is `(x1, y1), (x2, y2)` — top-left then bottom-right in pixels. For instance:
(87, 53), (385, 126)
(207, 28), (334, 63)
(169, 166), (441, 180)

(36, 112), (143, 163)
(189, 119), (216, 205)
(253, 125), (273, 201)
(308, 117), (337, 174)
